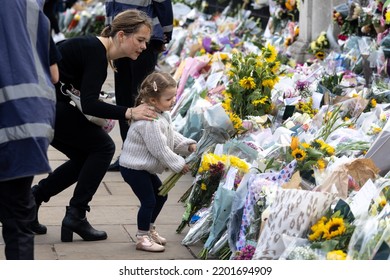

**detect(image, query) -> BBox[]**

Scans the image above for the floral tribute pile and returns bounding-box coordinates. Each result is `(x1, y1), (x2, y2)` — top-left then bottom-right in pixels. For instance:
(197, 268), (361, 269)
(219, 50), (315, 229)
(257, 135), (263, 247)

(61, 0), (390, 260)
(156, 0), (390, 261)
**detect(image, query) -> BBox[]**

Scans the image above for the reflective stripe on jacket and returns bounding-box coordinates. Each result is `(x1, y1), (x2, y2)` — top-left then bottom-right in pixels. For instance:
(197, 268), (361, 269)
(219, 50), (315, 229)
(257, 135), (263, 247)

(0, 0), (56, 181)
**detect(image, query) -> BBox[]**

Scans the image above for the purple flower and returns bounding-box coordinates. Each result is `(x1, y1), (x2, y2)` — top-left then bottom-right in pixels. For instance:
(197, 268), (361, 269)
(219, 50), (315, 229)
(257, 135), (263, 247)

(295, 80), (309, 91)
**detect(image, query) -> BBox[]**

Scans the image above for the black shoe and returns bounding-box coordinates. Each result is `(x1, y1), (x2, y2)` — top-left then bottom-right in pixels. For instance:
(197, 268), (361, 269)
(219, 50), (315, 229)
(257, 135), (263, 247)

(31, 220), (47, 235)
(61, 206), (107, 242)
(107, 158), (120, 172)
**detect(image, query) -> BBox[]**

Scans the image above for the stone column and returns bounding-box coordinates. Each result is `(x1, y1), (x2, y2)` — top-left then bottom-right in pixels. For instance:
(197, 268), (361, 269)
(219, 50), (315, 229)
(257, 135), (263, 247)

(288, 0), (345, 63)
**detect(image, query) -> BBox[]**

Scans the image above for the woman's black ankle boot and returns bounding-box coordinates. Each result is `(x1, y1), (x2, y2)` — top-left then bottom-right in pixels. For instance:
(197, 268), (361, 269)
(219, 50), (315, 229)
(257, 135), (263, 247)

(30, 185), (47, 235)
(61, 206), (107, 242)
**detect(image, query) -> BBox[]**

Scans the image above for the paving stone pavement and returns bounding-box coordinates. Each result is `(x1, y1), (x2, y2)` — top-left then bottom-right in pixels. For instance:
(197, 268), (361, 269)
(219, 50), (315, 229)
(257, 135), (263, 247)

(0, 69), (204, 260)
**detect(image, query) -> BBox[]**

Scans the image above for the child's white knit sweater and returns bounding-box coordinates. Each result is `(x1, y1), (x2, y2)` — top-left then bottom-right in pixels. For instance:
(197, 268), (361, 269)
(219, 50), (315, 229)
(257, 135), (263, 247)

(119, 112), (197, 174)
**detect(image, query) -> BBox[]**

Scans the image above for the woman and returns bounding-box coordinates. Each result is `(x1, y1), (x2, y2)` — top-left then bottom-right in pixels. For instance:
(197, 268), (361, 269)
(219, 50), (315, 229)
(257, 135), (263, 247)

(31, 9), (158, 242)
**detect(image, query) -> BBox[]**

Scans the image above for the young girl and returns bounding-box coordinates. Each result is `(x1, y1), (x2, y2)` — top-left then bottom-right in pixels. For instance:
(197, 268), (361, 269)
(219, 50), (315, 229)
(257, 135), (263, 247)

(119, 71), (197, 252)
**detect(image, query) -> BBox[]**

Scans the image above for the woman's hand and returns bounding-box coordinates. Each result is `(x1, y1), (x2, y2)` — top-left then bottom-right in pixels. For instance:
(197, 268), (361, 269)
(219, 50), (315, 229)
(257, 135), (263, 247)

(126, 103), (157, 121)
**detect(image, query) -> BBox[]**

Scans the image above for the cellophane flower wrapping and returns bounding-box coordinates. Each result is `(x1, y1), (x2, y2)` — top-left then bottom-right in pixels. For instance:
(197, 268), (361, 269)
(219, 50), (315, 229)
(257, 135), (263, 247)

(199, 169), (237, 259)
(279, 235), (325, 260)
(252, 188), (338, 260)
(176, 152), (227, 233)
(158, 103), (234, 196)
(347, 180), (390, 260)
(181, 206), (213, 246)
(198, 154), (251, 259)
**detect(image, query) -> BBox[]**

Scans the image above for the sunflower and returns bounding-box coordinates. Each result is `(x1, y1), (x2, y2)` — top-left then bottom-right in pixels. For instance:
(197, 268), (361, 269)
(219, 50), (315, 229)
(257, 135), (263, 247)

(322, 217), (346, 240)
(292, 148), (307, 161)
(315, 51), (325, 60)
(308, 216), (327, 241)
(239, 76), (256, 89)
(261, 78), (277, 89)
(252, 96), (269, 106)
(326, 250), (347, 260)
(263, 44), (277, 63)
(316, 159), (326, 170)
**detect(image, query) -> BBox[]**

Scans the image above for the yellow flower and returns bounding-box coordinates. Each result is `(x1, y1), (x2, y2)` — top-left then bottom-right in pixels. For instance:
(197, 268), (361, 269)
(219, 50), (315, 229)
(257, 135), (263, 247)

(199, 153), (225, 173)
(372, 126), (382, 134)
(228, 155), (249, 173)
(322, 217), (346, 240)
(271, 61), (281, 74)
(200, 183), (207, 191)
(256, 57), (263, 67)
(318, 33), (326, 43)
(228, 112), (243, 131)
(310, 41), (318, 51)
(308, 217), (327, 241)
(292, 148), (306, 161)
(263, 44), (277, 63)
(239, 76), (256, 89)
(261, 78), (276, 89)
(324, 145), (335, 156)
(386, 10), (390, 24)
(252, 96), (268, 106)
(376, 196), (387, 208)
(315, 51), (325, 60)
(285, 0), (295, 11)
(294, 26), (300, 37)
(290, 136), (299, 151)
(327, 250), (347, 260)
(301, 142), (310, 149)
(316, 159), (326, 170)
(371, 98), (377, 108)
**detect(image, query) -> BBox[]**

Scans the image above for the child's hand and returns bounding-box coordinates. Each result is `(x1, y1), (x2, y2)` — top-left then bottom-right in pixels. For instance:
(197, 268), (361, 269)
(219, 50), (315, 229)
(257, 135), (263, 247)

(188, 144), (197, 153)
(181, 164), (190, 174)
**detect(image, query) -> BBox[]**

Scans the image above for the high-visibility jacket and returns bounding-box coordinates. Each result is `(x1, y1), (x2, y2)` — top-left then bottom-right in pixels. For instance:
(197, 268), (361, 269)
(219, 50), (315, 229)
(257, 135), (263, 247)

(0, 0), (56, 181)
(105, 0), (174, 43)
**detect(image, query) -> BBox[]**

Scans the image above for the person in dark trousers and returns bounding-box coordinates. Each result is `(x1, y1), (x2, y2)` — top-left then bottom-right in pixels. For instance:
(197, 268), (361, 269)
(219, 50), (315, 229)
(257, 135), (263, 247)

(0, 0), (56, 260)
(120, 71), (197, 252)
(44, 0), (66, 42)
(30, 9), (159, 242)
(105, 0), (174, 171)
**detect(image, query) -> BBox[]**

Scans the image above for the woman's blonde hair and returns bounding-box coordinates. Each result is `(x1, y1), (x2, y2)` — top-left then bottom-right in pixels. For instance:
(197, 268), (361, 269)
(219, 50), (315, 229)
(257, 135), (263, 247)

(100, 9), (152, 38)
(136, 71), (177, 106)
(100, 9), (153, 69)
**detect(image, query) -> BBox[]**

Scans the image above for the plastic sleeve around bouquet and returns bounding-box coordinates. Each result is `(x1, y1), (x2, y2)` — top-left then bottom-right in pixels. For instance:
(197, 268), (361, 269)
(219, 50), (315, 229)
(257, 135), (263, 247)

(181, 207), (213, 246)
(158, 104), (233, 196)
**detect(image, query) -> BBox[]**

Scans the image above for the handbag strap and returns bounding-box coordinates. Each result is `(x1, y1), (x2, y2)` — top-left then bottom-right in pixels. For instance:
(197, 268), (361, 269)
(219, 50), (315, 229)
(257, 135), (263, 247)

(59, 81), (80, 97)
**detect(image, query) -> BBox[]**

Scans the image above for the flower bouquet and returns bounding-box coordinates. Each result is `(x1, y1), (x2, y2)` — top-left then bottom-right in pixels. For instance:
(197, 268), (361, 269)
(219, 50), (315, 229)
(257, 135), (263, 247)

(181, 206), (213, 246)
(308, 31), (330, 60)
(176, 153), (227, 233)
(223, 44), (281, 120)
(198, 159), (250, 259)
(307, 200), (355, 255)
(158, 104), (234, 196)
